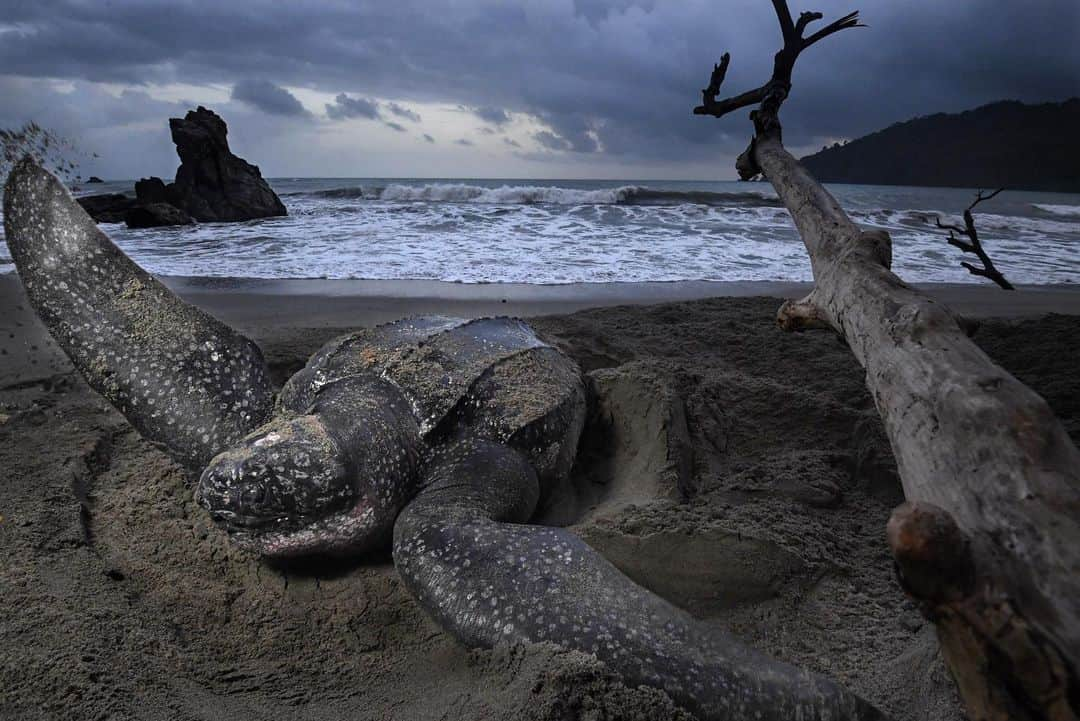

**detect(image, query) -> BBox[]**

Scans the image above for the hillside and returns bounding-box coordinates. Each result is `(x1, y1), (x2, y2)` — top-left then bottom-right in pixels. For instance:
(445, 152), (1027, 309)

(800, 99), (1080, 192)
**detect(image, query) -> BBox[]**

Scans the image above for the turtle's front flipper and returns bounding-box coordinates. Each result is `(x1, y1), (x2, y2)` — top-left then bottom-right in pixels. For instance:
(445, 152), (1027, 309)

(3, 158), (273, 470)
(393, 438), (889, 721)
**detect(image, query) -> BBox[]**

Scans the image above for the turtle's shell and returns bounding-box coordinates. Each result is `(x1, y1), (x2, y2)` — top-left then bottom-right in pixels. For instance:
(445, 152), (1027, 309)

(279, 317), (587, 495)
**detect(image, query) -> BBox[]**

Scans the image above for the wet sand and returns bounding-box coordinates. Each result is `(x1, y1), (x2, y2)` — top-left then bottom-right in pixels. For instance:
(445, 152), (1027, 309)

(2, 273), (1078, 720)
(5, 274), (1078, 388)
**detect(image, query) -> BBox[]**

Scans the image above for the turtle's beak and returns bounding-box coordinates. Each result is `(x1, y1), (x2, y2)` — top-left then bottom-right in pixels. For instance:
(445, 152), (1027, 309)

(195, 415), (354, 533)
(198, 462), (280, 528)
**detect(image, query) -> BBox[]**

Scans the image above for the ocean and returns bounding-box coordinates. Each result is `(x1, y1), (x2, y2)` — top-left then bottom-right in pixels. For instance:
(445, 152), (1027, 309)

(2, 178), (1078, 284)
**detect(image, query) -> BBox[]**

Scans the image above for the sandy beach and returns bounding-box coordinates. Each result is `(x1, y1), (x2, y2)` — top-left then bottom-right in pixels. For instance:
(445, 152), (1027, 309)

(2, 272), (1079, 720)
(5, 274), (1079, 389)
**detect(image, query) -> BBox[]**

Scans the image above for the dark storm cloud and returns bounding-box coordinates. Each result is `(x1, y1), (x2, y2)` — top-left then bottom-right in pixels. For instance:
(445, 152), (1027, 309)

(471, 106), (512, 126)
(231, 79), (309, 117)
(385, 121), (407, 132)
(2, 0), (1077, 165)
(325, 93), (380, 120)
(533, 131), (571, 151)
(454, 138), (474, 147)
(536, 114), (601, 153)
(324, 95), (420, 125)
(423, 133), (435, 143)
(386, 102), (421, 122)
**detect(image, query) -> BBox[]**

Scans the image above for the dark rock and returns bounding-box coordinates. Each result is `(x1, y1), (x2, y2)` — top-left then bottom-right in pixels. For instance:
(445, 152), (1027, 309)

(165, 106), (287, 222)
(86, 176), (104, 183)
(124, 203), (195, 229)
(134, 177), (169, 205)
(76, 193), (136, 223)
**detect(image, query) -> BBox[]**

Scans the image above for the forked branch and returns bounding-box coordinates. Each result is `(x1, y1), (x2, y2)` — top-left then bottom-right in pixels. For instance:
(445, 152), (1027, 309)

(935, 188), (1014, 290)
(794, 12), (823, 38)
(693, 1), (863, 124)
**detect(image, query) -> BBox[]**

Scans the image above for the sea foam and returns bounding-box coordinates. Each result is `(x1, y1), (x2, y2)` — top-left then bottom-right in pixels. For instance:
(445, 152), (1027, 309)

(3, 179), (1077, 285)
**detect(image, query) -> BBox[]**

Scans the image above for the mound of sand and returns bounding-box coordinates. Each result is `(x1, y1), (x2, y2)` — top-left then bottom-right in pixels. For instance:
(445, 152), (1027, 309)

(2, 293), (1077, 721)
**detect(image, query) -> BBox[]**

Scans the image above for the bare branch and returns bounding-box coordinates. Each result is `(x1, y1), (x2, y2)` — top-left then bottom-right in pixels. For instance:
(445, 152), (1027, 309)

(939, 188), (1014, 290)
(934, 216), (968, 235)
(694, 85), (768, 118)
(960, 261), (990, 278)
(699, 53), (732, 109)
(970, 187), (1005, 208)
(795, 11), (823, 36)
(946, 234), (975, 254)
(801, 11), (865, 49)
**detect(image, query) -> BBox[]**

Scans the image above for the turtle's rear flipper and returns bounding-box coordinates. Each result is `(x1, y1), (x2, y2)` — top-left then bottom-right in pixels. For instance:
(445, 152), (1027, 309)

(3, 158), (274, 471)
(393, 438), (889, 721)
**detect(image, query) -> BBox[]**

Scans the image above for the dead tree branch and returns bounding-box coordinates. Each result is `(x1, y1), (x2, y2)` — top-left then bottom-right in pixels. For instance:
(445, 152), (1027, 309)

(692, 3), (1080, 720)
(935, 189), (1014, 290)
(693, 1), (863, 137)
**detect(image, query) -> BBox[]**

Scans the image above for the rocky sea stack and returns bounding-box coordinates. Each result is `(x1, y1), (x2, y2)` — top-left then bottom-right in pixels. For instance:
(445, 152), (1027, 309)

(164, 106), (287, 222)
(77, 106), (286, 227)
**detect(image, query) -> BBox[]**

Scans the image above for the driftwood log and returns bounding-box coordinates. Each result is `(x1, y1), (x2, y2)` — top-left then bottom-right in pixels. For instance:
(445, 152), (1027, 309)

(694, 3), (1080, 720)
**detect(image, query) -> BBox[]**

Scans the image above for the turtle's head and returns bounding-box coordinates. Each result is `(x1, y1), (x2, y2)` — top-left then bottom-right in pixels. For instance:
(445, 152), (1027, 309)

(196, 415), (389, 558)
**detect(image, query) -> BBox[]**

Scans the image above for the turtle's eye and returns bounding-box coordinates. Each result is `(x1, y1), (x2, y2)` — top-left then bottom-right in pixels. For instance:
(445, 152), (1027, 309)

(196, 416), (353, 530)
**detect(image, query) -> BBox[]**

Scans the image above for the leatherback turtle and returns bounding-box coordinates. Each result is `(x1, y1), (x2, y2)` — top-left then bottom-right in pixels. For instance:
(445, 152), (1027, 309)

(3, 159), (886, 721)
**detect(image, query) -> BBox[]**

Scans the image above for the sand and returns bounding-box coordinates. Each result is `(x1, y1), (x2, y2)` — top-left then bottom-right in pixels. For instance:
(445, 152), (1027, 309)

(2, 273), (1078, 721)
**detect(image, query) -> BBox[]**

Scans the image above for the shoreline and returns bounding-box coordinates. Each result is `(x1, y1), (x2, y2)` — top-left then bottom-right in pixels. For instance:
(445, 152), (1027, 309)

(5, 272), (1079, 389)
(4, 273), (1079, 329)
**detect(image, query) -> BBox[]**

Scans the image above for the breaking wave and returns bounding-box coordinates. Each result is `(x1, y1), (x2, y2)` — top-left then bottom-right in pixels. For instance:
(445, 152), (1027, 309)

(5, 177), (1077, 284)
(1033, 203), (1080, 217)
(301, 183), (783, 207)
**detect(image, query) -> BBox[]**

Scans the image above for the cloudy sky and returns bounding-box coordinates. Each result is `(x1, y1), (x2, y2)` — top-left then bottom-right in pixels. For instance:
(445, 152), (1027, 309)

(1, 0), (1077, 180)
